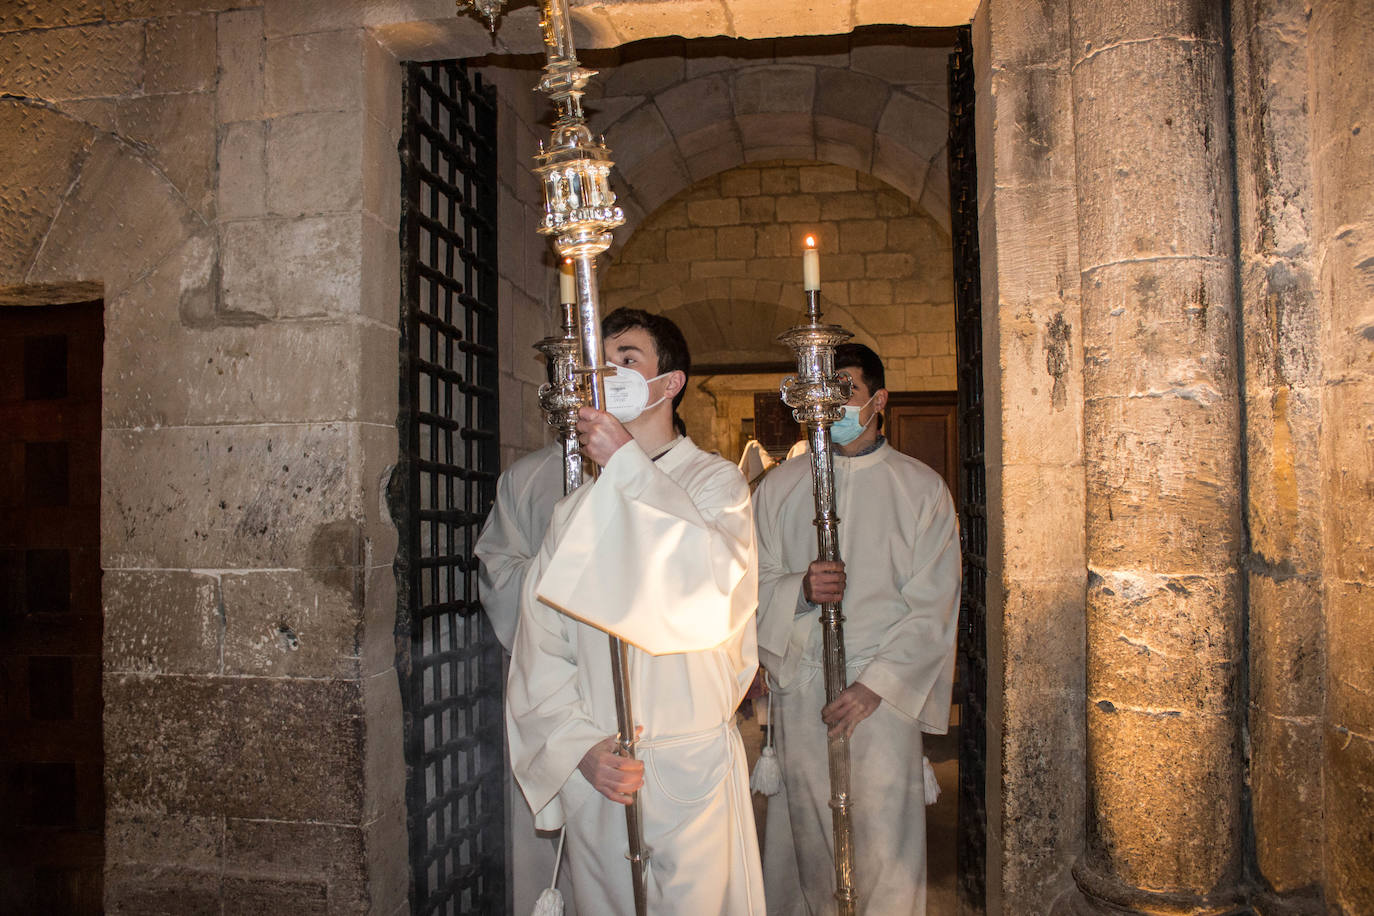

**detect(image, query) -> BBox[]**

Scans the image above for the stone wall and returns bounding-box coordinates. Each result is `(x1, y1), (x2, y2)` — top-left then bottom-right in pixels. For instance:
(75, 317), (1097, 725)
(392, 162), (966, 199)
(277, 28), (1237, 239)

(602, 159), (955, 458)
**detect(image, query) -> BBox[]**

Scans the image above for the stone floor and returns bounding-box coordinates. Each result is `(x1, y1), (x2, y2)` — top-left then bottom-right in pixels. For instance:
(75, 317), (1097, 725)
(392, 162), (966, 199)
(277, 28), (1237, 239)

(739, 705), (960, 913)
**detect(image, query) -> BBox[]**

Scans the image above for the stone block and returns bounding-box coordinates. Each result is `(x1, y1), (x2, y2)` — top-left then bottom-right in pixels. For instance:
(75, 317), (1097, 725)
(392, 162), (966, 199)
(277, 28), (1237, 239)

(265, 30), (364, 117)
(107, 0), (241, 16)
(219, 571), (362, 679)
(105, 864), (221, 916)
(221, 878), (326, 914)
(106, 811), (223, 868)
(877, 90), (947, 165)
(839, 219), (887, 253)
(665, 227), (716, 262)
(732, 65), (816, 116)
(719, 167), (761, 198)
(999, 463), (1086, 579)
(116, 91), (216, 217)
(1087, 568), (1242, 712)
(1084, 395), (1241, 572)
(715, 226), (756, 259)
(759, 165), (800, 196)
(655, 72), (733, 141)
(218, 121), (268, 220)
(220, 214), (363, 320)
(814, 68), (891, 131)
(102, 423), (361, 569)
(0, 21), (144, 99)
(104, 570), (220, 676)
(820, 252), (866, 282)
(1318, 226), (1374, 375)
(145, 15), (216, 93)
(1080, 258), (1238, 399)
(28, 135), (201, 302)
(1244, 386), (1322, 570)
(104, 673), (366, 822)
(739, 195), (776, 223)
(738, 113), (815, 158)
(596, 0), (728, 42)
(754, 223), (790, 258)
(798, 164), (857, 194)
(687, 198), (740, 227)
(1250, 710), (1323, 894)
(873, 331), (919, 358)
(1084, 701), (1243, 891)
(989, 63), (1076, 190)
(1327, 580), (1374, 733)
(851, 40), (949, 87)
(866, 252), (917, 279)
(1324, 719), (1374, 914)
(1072, 39), (1231, 268)
(775, 194), (820, 224)
(0, 0), (103, 32)
(818, 193), (878, 222)
(0, 102), (94, 281)
(1239, 259), (1321, 392)
(675, 120), (745, 184)
(849, 278), (893, 306)
(267, 110), (365, 216)
(872, 133), (930, 207)
(216, 9), (265, 124)
(981, 184), (1079, 307)
(815, 115), (877, 175)
(731, 0), (851, 38)
(1324, 380), (1374, 582)
(691, 259), (747, 280)
(361, 563), (398, 680)
(618, 143), (694, 215)
(224, 819), (367, 913)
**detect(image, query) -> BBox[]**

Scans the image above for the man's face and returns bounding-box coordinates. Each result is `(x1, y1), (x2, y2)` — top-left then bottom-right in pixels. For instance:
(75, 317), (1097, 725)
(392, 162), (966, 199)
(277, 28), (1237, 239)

(606, 326), (660, 380)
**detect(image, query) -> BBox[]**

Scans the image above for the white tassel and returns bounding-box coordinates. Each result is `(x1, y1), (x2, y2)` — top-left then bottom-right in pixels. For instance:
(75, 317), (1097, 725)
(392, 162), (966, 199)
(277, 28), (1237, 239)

(532, 888), (563, 916)
(531, 828), (566, 916)
(923, 755), (940, 806)
(751, 687), (783, 796)
(751, 744), (783, 796)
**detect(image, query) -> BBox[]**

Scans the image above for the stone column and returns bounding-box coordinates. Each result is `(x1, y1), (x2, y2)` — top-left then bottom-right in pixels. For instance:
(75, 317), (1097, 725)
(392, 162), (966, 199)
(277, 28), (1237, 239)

(1230, 2), (1325, 912)
(1065, 1), (1245, 913)
(1311, 1), (1374, 912)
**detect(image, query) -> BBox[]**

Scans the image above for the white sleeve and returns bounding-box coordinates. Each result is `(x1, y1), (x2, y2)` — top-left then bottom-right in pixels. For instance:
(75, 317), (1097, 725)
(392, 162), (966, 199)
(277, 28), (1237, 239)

(535, 444), (757, 655)
(475, 460), (541, 652)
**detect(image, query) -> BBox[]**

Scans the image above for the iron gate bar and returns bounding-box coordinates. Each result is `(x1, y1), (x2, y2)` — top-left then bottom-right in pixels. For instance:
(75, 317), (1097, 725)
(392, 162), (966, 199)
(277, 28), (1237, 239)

(948, 26), (989, 915)
(397, 57), (505, 916)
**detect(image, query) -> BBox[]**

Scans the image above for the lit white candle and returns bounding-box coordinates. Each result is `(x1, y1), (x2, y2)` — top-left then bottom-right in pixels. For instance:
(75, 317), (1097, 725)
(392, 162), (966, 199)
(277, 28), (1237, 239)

(559, 258), (575, 303)
(802, 235), (820, 291)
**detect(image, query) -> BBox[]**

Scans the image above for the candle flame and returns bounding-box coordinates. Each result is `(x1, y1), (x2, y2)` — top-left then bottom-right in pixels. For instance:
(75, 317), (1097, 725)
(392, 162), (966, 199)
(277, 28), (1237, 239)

(805, 235), (816, 249)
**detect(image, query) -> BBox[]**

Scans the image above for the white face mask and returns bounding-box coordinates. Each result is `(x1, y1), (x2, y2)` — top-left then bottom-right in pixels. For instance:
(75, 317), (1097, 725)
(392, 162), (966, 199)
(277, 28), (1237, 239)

(602, 364), (671, 423)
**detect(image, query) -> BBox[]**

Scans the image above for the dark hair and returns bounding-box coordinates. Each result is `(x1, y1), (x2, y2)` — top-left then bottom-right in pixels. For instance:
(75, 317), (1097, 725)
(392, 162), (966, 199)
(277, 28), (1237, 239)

(602, 307), (692, 415)
(834, 343), (886, 394)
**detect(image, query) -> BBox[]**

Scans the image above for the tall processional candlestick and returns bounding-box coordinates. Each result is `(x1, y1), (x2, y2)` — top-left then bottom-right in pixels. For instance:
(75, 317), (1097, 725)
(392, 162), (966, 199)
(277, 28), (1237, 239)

(779, 235), (858, 915)
(457, 1), (646, 913)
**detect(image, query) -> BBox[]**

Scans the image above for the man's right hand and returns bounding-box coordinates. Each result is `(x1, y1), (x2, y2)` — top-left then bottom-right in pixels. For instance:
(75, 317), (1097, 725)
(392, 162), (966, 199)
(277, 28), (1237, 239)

(803, 559), (846, 604)
(578, 733), (645, 805)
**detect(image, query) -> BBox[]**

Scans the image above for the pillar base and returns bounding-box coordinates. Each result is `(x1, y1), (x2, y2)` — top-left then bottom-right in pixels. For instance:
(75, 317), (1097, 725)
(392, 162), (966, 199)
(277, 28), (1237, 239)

(1048, 862), (1251, 916)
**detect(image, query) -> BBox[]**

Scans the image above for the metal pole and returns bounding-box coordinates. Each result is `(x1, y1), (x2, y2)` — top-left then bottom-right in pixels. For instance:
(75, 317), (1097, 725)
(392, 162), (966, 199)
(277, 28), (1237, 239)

(779, 289), (857, 915)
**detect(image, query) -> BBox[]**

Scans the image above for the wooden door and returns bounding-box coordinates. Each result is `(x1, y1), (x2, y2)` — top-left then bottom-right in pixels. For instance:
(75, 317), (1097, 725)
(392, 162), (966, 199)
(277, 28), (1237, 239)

(0, 300), (104, 913)
(885, 390), (958, 502)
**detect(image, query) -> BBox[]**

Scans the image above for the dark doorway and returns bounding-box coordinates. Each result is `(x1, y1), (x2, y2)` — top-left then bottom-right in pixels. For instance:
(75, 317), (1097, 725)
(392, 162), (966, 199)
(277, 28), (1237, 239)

(0, 299), (105, 914)
(394, 60), (506, 915)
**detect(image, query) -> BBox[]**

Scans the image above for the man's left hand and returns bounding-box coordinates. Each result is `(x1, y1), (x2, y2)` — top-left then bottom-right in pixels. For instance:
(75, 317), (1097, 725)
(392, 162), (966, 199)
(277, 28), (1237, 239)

(820, 682), (881, 739)
(576, 405), (632, 467)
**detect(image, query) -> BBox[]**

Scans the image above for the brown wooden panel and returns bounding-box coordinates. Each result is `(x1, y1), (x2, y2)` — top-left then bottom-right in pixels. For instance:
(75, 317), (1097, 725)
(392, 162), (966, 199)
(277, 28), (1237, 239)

(885, 390), (958, 501)
(1, 300), (104, 914)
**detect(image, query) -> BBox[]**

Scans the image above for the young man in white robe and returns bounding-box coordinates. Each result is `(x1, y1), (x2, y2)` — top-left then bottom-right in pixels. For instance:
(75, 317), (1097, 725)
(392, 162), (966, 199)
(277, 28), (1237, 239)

(475, 440), (578, 913)
(753, 343), (960, 916)
(506, 308), (766, 916)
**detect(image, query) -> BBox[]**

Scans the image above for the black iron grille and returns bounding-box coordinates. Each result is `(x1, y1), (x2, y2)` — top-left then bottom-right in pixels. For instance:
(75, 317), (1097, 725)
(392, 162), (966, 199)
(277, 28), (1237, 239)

(949, 27), (989, 915)
(396, 59), (505, 916)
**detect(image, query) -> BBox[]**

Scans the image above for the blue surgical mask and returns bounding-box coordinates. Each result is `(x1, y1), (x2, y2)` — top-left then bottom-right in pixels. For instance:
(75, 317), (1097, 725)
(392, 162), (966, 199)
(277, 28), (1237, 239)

(831, 393), (877, 446)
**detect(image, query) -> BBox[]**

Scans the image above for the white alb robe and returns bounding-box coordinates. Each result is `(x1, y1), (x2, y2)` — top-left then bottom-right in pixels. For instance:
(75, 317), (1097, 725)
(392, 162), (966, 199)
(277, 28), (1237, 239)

(507, 437), (766, 916)
(473, 441), (578, 914)
(753, 442), (960, 916)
